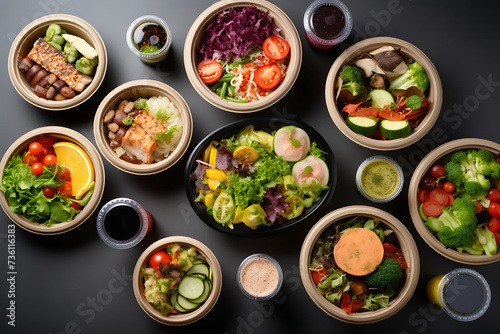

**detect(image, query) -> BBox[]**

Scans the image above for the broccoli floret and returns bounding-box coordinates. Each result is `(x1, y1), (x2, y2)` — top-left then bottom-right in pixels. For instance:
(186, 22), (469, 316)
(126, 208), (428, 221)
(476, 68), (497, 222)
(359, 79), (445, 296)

(388, 61), (430, 93)
(436, 198), (477, 248)
(339, 65), (367, 98)
(364, 257), (402, 289)
(444, 149), (497, 200)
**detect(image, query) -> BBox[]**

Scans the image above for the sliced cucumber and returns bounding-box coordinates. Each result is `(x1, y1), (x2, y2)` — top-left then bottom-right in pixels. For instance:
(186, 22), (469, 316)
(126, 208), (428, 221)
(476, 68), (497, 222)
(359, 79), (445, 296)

(188, 280), (211, 304)
(190, 273), (209, 281)
(192, 259), (206, 265)
(346, 116), (378, 136)
(368, 89), (395, 109)
(186, 263), (210, 277)
(379, 119), (411, 139)
(171, 290), (189, 313)
(178, 276), (205, 300)
(177, 293), (201, 311)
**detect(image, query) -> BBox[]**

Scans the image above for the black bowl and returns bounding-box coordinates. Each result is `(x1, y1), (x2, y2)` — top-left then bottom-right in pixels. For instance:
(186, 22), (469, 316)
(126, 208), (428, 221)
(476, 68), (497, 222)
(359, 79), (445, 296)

(184, 117), (337, 236)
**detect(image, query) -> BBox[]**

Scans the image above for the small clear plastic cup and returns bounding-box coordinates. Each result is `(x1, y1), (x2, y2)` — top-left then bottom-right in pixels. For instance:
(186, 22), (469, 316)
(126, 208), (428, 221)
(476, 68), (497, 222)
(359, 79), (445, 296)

(237, 254), (283, 301)
(126, 15), (172, 64)
(304, 0), (353, 50)
(96, 198), (153, 249)
(355, 155), (404, 203)
(429, 268), (491, 322)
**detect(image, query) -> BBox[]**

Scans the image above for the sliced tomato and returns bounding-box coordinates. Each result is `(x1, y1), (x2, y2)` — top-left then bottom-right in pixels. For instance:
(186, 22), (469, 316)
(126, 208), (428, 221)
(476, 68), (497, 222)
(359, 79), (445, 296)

(488, 202), (500, 218)
(254, 63), (281, 90)
(422, 201), (442, 217)
(340, 292), (353, 313)
(38, 135), (56, 148)
(262, 36), (290, 60)
(56, 181), (72, 197)
(474, 201), (483, 214)
(197, 59), (223, 84)
(418, 189), (430, 203)
(429, 188), (449, 207)
(311, 265), (328, 285)
(351, 298), (364, 312)
(23, 152), (38, 166)
(447, 194), (454, 206)
(57, 167), (71, 181)
(487, 189), (500, 203)
(69, 201), (81, 211)
(383, 243), (408, 270)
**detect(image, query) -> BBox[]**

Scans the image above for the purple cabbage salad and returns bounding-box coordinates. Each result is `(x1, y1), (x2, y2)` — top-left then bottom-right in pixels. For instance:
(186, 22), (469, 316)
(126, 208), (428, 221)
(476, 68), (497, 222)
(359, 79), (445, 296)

(198, 6), (280, 61)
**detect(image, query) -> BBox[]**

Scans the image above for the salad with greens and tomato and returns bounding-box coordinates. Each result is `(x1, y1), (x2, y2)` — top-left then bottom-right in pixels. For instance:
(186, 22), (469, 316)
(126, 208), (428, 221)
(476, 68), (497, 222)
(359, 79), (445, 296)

(189, 125), (330, 230)
(196, 6), (290, 103)
(310, 216), (408, 314)
(0, 135), (94, 226)
(141, 244), (213, 315)
(417, 149), (500, 256)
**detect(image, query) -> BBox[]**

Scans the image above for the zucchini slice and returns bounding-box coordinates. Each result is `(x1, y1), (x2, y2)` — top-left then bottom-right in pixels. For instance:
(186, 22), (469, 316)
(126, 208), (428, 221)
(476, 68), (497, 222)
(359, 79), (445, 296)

(186, 263), (210, 277)
(171, 290), (189, 313)
(379, 119), (411, 139)
(177, 293), (201, 311)
(178, 276), (205, 300)
(346, 116), (378, 136)
(367, 89), (395, 109)
(188, 280), (211, 304)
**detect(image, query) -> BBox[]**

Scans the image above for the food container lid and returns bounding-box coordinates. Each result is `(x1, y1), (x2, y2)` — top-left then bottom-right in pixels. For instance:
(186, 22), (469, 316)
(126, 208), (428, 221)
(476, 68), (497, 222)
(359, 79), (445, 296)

(355, 155), (404, 203)
(437, 268), (491, 322)
(236, 253), (283, 301)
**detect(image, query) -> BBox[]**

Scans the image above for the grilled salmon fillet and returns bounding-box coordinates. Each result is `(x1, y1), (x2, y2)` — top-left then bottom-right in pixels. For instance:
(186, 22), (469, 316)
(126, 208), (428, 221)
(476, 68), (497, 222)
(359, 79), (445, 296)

(133, 110), (166, 137)
(27, 38), (92, 92)
(121, 124), (156, 164)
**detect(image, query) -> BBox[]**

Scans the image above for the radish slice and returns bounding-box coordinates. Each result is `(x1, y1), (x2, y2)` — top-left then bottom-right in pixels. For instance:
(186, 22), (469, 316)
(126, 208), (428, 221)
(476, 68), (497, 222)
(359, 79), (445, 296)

(274, 126), (310, 162)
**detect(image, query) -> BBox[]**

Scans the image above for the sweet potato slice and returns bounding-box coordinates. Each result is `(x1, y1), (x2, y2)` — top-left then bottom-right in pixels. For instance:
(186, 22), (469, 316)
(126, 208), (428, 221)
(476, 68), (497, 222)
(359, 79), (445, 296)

(334, 228), (384, 276)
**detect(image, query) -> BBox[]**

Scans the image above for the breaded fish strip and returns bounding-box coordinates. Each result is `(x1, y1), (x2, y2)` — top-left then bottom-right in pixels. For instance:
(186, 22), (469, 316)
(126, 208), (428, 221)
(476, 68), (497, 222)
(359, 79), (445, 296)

(27, 38), (92, 92)
(121, 124), (156, 164)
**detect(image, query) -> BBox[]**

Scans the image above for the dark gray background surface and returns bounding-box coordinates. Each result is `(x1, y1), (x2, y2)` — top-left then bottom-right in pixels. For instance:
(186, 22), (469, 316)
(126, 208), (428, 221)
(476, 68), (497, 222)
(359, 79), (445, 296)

(1, 0), (499, 333)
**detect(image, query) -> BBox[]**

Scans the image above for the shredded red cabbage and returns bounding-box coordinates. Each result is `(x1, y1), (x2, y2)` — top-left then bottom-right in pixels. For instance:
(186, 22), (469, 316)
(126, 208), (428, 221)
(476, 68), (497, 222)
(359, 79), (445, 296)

(262, 186), (289, 223)
(198, 6), (279, 61)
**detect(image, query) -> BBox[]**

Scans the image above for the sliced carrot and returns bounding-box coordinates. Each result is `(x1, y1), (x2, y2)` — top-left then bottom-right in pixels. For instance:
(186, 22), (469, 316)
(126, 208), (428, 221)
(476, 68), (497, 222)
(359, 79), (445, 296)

(379, 108), (406, 121)
(334, 228), (384, 276)
(341, 97), (371, 115)
(350, 107), (380, 118)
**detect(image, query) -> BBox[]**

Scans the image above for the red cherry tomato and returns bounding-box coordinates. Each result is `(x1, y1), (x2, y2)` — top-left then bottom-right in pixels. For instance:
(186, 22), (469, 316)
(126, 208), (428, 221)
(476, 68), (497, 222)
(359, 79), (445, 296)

(43, 154), (57, 167)
(254, 63), (282, 90)
(23, 152), (38, 167)
(351, 298), (364, 312)
(38, 135), (56, 148)
(447, 194), (455, 206)
(430, 164), (446, 178)
(340, 292), (353, 313)
(311, 265), (328, 285)
(383, 243), (408, 270)
(443, 181), (455, 194)
(262, 36), (290, 60)
(31, 162), (44, 176)
(418, 190), (430, 203)
(487, 189), (500, 203)
(474, 201), (483, 214)
(57, 167), (71, 181)
(420, 176), (437, 191)
(487, 217), (500, 245)
(56, 181), (72, 197)
(197, 59), (223, 84)
(42, 186), (55, 198)
(429, 188), (449, 207)
(29, 142), (43, 155)
(149, 251), (172, 269)
(69, 201), (81, 211)
(488, 202), (500, 218)
(422, 201), (442, 217)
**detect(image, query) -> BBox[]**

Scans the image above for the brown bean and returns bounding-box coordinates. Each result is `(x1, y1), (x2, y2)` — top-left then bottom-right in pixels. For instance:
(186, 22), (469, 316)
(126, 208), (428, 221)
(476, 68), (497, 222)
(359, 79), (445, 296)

(108, 131), (116, 140)
(54, 93), (66, 101)
(30, 69), (49, 87)
(128, 109), (140, 118)
(47, 74), (58, 86)
(37, 74), (52, 88)
(52, 79), (66, 91)
(103, 110), (115, 124)
(107, 122), (119, 133)
(114, 126), (128, 143)
(18, 57), (34, 73)
(34, 85), (48, 99)
(26, 64), (42, 80)
(113, 110), (128, 126)
(124, 101), (135, 113)
(59, 86), (76, 99)
(117, 100), (128, 111)
(46, 86), (57, 100)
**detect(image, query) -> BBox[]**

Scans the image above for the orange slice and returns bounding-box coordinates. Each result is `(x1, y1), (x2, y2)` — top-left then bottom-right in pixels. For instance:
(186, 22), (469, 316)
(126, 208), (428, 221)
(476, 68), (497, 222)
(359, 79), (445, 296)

(53, 142), (95, 199)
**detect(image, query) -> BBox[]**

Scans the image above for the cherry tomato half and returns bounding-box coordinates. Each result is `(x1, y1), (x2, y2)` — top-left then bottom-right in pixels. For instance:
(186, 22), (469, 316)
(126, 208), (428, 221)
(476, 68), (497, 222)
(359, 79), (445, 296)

(43, 154), (57, 167)
(31, 162), (44, 176)
(488, 202), (500, 218)
(418, 189), (430, 203)
(422, 200), (442, 217)
(443, 181), (455, 194)
(311, 265), (328, 285)
(487, 189), (500, 203)
(43, 186), (55, 198)
(430, 164), (446, 178)
(474, 201), (483, 214)
(383, 243), (408, 270)
(29, 142), (43, 155)
(429, 188), (449, 207)
(69, 201), (81, 211)
(254, 63), (281, 90)
(57, 167), (71, 181)
(38, 135), (56, 148)
(149, 251), (172, 269)
(23, 152), (38, 167)
(56, 181), (72, 197)
(262, 36), (290, 61)
(197, 59), (223, 84)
